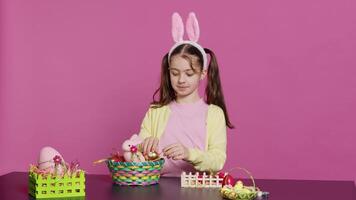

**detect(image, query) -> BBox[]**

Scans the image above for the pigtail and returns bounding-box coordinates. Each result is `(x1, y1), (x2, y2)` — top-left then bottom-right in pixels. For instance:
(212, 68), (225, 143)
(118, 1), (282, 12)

(204, 48), (234, 129)
(151, 53), (176, 108)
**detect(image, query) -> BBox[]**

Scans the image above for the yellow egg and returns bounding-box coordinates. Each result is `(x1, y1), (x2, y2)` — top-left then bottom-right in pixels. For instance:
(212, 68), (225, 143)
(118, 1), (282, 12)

(234, 180), (244, 190)
(241, 188), (252, 194)
(147, 152), (159, 160)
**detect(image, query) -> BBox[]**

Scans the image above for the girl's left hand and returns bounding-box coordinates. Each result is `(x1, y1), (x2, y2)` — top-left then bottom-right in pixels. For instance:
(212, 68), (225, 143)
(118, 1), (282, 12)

(162, 143), (189, 160)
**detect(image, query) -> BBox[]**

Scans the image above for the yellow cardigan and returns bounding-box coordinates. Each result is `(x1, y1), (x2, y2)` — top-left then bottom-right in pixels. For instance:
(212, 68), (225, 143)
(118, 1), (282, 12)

(138, 104), (227, 172)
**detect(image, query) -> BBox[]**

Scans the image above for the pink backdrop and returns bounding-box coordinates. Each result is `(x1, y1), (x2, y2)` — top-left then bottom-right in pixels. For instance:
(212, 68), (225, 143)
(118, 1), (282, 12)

(1, 0), (355, 182)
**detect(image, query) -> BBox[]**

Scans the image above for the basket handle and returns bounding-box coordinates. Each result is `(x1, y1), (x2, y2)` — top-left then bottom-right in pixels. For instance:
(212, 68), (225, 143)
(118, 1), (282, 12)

(227, 167), (256, 189)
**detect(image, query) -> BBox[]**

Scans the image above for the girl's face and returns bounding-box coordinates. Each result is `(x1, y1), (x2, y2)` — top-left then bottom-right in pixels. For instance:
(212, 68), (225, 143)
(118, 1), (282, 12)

(169, 55), (207, 99)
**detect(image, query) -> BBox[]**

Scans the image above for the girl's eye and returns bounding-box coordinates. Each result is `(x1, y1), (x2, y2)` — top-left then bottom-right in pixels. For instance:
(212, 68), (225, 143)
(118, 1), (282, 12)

(171, 72), (179, 76)
(186, 73), (194, 77)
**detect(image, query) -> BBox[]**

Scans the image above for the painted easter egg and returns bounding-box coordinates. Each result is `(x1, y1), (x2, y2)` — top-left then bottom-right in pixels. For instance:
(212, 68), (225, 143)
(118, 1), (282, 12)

(147, 152), (159, 160)
(233, 180), (244, 190)
(222, 174), (235, 187)
(38, 146), (65, 174)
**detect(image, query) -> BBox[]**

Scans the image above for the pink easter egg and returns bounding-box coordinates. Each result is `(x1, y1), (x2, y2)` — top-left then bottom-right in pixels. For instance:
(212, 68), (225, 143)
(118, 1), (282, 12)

(38, 146), (65, 174)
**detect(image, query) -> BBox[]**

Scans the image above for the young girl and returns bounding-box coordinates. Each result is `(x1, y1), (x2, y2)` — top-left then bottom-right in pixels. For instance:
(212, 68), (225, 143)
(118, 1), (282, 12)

(138, 12), (233, 177)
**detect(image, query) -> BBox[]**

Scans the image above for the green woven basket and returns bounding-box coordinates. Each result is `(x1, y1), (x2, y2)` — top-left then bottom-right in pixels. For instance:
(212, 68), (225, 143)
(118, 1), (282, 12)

(220, 167), (259, 200)
(106, 158), (165, 186)
(28, 170), (85, 199)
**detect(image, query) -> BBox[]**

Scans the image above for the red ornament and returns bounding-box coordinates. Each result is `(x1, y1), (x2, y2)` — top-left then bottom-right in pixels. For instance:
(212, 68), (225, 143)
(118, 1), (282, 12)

(222, 174), (235, 187)
(110, 151), (125, 162)
(112, 155), (125, 162)
(130, 146), (138, 153)
(217, 172), (226, 179)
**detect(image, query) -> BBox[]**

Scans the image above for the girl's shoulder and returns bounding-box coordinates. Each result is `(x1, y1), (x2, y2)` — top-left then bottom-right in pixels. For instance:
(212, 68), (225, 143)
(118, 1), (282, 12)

(148, 103), (169, 109)
(146, 103), (170, 115)
(207, 104), (225, 121)
(145, 103), (224, 117)
(207, 104), (224, 114)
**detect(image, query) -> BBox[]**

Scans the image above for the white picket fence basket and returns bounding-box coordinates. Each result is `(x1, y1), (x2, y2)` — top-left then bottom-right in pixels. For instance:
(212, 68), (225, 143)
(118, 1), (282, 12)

(181, 172), (227, 188)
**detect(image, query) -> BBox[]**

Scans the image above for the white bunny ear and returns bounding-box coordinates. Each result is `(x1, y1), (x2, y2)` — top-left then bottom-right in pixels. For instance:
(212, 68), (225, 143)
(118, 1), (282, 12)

(186, 12), (200, 42)
(172, 12), (184, 42)
(130, 134), (138, 140)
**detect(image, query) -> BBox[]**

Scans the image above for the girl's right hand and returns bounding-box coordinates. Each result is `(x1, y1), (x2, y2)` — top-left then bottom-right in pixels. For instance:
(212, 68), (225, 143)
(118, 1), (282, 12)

(141, 137), (159, 155)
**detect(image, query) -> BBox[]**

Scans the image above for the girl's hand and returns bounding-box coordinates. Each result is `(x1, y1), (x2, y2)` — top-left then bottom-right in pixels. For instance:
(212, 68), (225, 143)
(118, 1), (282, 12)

(141, 137), (159, 155)
(162, 143), (189, 160)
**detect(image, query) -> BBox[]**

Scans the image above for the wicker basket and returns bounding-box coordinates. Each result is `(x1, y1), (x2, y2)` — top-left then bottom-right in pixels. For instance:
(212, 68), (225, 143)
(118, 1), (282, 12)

(106, 158), (165, 186)
(28, 170), (85, 199)
(220, 167), (259, 200)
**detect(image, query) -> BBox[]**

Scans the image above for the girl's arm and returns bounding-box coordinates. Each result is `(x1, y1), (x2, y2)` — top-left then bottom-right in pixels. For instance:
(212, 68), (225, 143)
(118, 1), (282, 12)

(138, 107), (153, 140)
(186, 105), (227, 172)
(138, 107), (160, 154)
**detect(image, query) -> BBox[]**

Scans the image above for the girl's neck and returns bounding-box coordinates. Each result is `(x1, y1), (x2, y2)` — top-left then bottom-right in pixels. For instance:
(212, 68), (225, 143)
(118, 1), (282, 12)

(175, 92), (201, 104)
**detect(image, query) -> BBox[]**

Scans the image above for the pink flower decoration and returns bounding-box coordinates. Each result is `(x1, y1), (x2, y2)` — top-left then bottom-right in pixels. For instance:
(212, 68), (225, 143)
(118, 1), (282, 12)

(53, 155), (62, 165)
(70, 160), (80, 171)
(130, 146), (138, 153)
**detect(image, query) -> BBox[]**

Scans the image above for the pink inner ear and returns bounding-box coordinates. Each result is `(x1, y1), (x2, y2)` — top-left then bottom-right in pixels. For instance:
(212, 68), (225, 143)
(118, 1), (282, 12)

(186, 12), (200, 42)
(172, 12), (184, 42)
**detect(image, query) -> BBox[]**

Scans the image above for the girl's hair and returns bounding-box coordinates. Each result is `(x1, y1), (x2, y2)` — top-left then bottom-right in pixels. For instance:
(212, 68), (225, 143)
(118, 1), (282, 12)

(151, 44), (234, 129)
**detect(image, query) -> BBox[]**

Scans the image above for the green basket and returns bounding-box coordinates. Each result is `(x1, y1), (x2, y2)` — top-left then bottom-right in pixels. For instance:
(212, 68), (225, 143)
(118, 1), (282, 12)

(28, 170), (85, 199)
(220, 167), (259, 200)
(106, 158), (165, 186)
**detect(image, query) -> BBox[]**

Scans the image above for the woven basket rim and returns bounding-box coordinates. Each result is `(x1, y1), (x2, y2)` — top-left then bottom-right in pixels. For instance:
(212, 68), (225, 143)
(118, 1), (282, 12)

(106, 158), (165, 167)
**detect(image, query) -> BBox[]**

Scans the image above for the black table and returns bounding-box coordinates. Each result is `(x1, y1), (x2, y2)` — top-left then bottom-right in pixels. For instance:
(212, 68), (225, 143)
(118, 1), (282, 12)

(0, 172), (355, 200)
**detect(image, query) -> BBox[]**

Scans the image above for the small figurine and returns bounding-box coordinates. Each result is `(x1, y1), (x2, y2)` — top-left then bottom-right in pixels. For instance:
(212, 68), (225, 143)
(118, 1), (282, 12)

(122, 134), (145, 162)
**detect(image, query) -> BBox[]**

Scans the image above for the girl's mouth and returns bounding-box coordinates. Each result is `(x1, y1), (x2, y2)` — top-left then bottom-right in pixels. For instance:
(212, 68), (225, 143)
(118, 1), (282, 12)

(177, 86), (189, 90)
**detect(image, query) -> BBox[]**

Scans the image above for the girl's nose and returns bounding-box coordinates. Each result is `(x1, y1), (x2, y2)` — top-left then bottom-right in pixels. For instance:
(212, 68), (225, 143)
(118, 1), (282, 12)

(178, 75), (186, 83)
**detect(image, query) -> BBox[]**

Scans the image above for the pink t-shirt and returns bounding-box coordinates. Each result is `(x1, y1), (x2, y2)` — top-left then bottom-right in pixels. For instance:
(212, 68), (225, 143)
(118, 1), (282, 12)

(158, 98), (209, 177)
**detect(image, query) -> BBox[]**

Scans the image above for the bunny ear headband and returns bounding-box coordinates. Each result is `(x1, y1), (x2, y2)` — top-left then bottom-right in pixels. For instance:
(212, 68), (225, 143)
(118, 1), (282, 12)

(168, 12), (208, 70)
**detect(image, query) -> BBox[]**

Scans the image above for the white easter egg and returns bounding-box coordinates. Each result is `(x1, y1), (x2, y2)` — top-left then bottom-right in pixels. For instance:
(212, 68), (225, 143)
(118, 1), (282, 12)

(38, 146), (65, 173)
